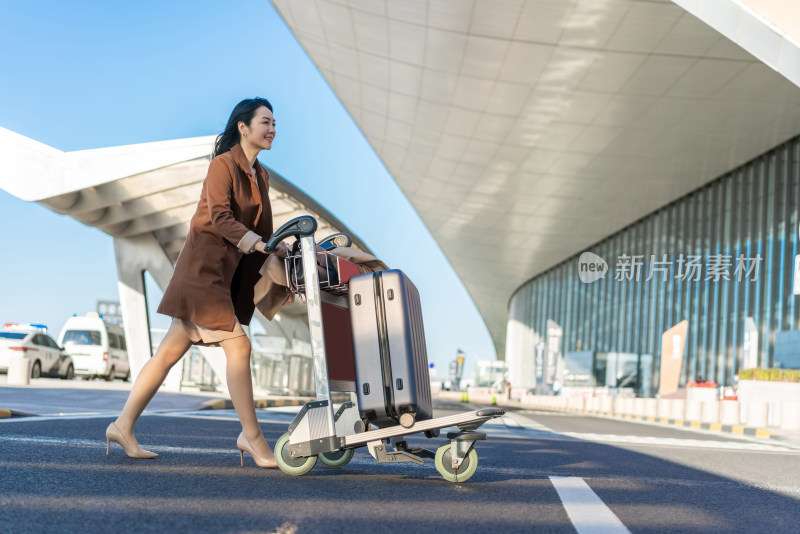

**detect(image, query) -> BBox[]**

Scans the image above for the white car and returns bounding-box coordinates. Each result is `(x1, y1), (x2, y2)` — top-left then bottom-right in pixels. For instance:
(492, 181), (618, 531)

(0, 323), (75, 379)
(58, 313), (130, 381)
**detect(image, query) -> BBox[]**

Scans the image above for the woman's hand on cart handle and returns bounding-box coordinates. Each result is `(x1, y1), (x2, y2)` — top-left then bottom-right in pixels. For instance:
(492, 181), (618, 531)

(273, 241), (289, 258)
(256, 240), (289, 257)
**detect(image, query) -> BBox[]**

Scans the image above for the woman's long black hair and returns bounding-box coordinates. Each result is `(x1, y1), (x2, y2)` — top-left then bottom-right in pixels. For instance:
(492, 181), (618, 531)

(212, 97), (273, 158)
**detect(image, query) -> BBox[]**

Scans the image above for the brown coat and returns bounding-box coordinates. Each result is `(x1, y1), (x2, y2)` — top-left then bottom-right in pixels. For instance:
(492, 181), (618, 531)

(157, 144), (273, 331)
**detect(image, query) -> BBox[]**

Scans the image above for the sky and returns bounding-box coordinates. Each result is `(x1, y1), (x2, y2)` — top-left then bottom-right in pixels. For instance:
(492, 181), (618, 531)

(0, 0), (496, 379)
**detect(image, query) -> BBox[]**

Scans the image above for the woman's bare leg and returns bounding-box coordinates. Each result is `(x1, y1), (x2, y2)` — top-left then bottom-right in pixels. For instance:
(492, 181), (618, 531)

(113, 321), (192, 446)
(220, 335), (273, 459)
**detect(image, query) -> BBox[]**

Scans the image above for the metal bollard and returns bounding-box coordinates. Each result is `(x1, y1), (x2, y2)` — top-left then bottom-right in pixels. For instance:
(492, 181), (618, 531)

(633, 398), (645, 416)
(746, 401), (769, 427)
(622, 397), (635, 415)
(643, 398), (658, 418)
(669, 399), (686, 420)
(719, 400), (739, 425)
(657, 398), (671, 418)
(685, 400), (702, 421)
(780, 401), (800, 430)
(701, 400), (720, 423)
(7, 358), (32, 385)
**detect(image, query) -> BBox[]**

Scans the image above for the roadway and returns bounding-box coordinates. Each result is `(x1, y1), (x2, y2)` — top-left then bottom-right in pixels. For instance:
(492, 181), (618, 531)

(2, 391), (799, 533)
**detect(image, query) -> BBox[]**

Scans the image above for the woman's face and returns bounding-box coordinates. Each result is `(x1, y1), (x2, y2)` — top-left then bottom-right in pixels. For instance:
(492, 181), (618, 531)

(240, 106), (276, 151)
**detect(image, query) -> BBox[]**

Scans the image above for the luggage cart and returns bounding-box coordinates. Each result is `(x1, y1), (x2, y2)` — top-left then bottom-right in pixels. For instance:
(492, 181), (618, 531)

(262, 216), (505, 483)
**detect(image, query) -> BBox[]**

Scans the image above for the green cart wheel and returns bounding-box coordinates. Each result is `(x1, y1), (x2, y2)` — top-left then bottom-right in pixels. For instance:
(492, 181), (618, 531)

(275, 433), (317, 476)
(319, 448), (354, 469)
(434, 441), (478, 483)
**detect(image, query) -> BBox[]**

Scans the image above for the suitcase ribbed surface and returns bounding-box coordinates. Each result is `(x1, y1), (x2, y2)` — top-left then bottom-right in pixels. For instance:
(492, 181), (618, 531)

(401, 275), (432, 421)
(349, 270), (432, 426)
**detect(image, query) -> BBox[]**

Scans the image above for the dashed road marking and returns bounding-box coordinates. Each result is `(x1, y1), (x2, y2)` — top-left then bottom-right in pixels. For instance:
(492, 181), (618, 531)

(550, 476), (631, 534)
(504, 412), (560, 433)
(499, 415), (521, 427)
(0, 412), (131, 423)
(0, 434), (232, 455)
(0, 408), (296, 425)
(559, 432), (800, 452)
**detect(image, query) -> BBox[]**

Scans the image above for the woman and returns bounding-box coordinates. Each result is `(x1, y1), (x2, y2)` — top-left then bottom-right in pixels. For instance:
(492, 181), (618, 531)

(106, 97), (284, 468)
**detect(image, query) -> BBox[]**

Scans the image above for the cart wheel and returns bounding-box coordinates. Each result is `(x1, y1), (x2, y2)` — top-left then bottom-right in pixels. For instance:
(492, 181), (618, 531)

(434, 441), (478, 483)
(275, 433), (317, 476)
(319, 448), (354, 469)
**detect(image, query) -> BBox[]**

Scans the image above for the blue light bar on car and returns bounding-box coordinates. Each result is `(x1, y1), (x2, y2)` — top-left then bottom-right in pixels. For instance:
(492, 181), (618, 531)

(3, 322), (47, 332)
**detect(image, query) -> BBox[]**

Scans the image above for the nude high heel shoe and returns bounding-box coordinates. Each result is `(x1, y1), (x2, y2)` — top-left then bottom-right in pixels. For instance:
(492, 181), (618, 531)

(237, 432), (277, 468)
(106, 422), (158, 459)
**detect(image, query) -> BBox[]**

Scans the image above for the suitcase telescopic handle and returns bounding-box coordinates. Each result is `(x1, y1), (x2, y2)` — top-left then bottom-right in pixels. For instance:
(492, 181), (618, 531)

(263, 215), (318, 252)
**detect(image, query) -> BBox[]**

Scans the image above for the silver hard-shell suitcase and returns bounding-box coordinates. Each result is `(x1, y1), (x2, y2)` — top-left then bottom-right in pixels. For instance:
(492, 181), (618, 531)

(267, 216), (505, 482)
(348, 269), (433, 428)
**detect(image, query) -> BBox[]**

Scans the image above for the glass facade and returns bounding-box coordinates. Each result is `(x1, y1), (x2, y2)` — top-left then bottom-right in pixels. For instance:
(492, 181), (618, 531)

(507, 135), (800, 390)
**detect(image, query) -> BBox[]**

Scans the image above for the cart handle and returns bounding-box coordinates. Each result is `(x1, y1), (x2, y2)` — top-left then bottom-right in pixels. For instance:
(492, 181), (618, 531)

(263, 215), (318, 252)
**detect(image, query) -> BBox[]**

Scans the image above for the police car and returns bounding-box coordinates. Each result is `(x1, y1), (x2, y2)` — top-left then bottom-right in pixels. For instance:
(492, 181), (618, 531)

(0, 323), (75, 379)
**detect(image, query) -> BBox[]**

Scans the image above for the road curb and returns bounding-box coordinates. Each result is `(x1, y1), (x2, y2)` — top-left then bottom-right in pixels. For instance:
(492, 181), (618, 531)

(523, 405), (777, 440)
(200, 398), (310, 410)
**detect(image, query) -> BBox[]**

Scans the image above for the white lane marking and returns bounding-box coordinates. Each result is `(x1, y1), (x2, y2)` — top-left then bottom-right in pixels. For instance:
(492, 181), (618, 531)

(500, 415), (521, 427)
(550, 476), (631, 534)
(0, 409), (296, 425)
(486, 416), (525, 429)
(484, 418), (505, 425)
(0, 412), (125, 423)
(0, 409), (211, 424)
(561, 432), (800, 452)
(504, 412), (559, 433)
(266, 405), (303, 414)
(158, 411), (295, 425)
(0, 434), (233, 454)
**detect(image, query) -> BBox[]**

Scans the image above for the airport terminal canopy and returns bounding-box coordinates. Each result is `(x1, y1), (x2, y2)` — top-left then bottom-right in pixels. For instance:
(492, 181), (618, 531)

(0, 127), (368, 263)
(270, 0), (800, 357)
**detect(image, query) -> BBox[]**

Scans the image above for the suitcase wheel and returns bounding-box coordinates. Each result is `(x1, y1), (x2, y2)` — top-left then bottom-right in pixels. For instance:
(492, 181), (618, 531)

(319, 448), (354, 469)
(434, 441), (478, 483)
(399, 413), (415, 428)
(275, 433), (317, 476)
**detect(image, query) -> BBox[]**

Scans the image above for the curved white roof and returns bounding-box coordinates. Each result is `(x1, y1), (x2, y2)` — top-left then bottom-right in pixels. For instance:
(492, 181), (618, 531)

(0, 126), (369, 262)
(271, 0), (800, 356)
